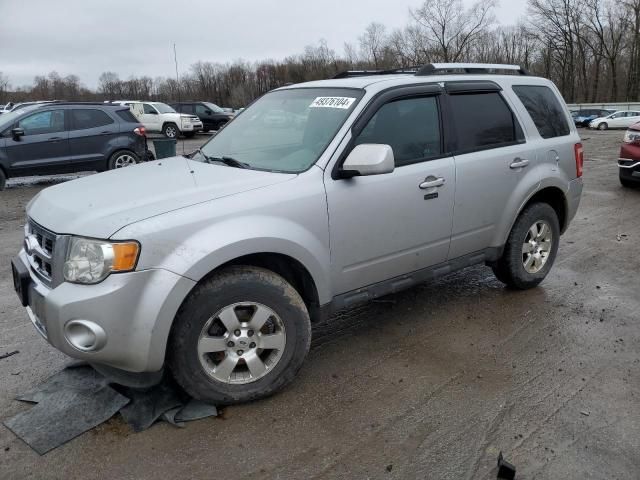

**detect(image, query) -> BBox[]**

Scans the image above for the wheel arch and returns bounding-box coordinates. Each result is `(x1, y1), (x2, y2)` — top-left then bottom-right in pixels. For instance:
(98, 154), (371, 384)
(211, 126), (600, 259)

(520, 186), (568, 233)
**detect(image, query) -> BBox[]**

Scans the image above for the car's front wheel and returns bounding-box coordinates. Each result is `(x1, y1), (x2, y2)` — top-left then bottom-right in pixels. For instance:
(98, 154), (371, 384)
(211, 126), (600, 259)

(168, 266), (311, 404)
(492, 202), (560, 290)
(598, 122), (608, 130)
(108, 150), (138, 170)
(163, 123), (179, 138)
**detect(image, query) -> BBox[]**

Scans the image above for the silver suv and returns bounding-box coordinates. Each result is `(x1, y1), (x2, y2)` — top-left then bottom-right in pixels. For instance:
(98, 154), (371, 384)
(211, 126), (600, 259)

(12, 64), (583, 404)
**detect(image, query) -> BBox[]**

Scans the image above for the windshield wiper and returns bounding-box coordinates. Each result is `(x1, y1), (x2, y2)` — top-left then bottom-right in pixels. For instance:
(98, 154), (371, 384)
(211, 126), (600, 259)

(194, 149), (250, 169)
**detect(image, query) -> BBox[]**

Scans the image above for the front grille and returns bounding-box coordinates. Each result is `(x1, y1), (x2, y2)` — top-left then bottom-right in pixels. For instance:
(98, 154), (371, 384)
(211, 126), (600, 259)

(25, 220), (58, 285)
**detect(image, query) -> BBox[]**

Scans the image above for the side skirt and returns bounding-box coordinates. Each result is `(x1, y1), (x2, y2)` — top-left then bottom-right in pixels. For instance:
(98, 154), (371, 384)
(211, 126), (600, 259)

(319, 247), (503, 319)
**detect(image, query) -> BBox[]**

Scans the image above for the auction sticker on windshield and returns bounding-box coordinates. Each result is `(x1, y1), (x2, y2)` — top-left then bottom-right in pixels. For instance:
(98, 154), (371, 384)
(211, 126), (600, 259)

(309, 97), (356, 109)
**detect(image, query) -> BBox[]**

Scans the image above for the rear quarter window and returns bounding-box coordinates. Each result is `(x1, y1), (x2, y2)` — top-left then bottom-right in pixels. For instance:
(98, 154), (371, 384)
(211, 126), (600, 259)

(116, 109), (138, 123)
(512, 85), (570, 139)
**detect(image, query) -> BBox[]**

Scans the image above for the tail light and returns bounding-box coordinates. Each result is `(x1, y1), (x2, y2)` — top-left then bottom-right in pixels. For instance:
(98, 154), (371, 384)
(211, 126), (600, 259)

(133, 126), (146, 137)
(574, 143), (584, 178)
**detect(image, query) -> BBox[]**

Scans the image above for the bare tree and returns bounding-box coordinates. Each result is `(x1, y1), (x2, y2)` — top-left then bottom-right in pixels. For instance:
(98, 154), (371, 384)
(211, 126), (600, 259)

(411, 0), (497, 62)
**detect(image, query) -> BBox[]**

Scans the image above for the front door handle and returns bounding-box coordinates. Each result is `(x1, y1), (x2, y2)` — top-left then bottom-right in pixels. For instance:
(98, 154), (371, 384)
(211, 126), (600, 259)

(48, 137), (62, 142)
(419, 176), (446, 189)
(510, 158), (529, 169)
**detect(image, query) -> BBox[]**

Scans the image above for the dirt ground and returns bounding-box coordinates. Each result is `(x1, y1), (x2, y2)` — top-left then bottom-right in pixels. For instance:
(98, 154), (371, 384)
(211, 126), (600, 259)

(0, 130), (639, 479)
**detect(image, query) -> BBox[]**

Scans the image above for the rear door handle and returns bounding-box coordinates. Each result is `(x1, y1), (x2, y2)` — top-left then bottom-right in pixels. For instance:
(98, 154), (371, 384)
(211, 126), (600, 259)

(48, 137), (62, 142)
(419, 176), (445, 189)
(510, 158), (529, 169)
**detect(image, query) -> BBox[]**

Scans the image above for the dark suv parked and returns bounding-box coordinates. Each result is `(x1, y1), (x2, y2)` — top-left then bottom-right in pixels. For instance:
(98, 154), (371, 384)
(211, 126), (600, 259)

(0, 103), (146, 189)
(170, 101), (233, 132)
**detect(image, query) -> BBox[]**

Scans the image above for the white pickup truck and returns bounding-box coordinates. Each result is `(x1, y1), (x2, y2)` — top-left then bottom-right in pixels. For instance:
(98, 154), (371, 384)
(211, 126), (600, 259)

(114, 100), (203, 138)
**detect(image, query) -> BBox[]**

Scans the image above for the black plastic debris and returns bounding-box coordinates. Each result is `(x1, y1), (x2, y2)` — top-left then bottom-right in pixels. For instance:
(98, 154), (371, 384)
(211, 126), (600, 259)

(0, 350), (19, 360)
(497, 451), (516, 480)
(5, 364), (218, 454)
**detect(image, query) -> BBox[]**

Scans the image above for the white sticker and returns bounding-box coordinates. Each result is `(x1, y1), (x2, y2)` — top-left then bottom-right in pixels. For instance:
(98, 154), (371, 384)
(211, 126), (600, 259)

(309, 97), (356, 109)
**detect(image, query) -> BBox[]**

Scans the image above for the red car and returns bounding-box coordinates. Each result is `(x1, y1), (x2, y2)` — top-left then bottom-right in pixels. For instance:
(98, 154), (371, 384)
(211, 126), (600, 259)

(619, 122), (640, 187)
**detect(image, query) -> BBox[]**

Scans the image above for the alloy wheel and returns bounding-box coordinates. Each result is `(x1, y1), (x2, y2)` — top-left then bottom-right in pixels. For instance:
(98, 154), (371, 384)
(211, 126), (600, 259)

(114, 153), (136, 168)
(197, 302), (286, 384)
(522, 220), (553, 274)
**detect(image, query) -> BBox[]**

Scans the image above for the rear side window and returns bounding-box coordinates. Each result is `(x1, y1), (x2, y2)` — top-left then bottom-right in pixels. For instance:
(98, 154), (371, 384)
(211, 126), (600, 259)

(449, 92), (522, 152)
(71, 109), (114, 129)
(512, 85), (570, 139)
(116, 109), (138, 123)
(354, 96), (441, 167)
(181, 104), (195, 114)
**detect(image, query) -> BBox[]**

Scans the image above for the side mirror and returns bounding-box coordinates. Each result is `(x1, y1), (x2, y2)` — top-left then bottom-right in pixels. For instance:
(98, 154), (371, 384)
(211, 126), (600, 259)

(11, 127), (25, 140)
(205, 110), (212, 115)
(340, 144), (395, 178)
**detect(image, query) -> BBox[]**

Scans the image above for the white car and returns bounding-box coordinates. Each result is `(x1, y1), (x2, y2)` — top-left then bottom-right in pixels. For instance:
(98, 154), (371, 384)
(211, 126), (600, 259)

(114, 101), (203, 138)
(589, 110), (640, 130)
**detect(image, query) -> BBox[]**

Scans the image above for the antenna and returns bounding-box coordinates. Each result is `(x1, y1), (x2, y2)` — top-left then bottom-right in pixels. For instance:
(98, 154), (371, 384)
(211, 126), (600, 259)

(173, 43), (185, 155)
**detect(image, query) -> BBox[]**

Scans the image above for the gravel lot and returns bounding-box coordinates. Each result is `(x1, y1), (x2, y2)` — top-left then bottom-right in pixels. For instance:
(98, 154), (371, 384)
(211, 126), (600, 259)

(1, 129), (639, 479)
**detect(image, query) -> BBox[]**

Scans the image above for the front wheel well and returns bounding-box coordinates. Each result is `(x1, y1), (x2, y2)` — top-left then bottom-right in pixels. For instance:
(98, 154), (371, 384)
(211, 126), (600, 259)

(213, 253), (321, 322)
(522, 187), (568, 233)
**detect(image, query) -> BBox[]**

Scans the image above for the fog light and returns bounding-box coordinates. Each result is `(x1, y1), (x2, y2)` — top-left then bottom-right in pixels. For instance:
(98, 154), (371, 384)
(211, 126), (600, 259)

(64, 320), (106, 352)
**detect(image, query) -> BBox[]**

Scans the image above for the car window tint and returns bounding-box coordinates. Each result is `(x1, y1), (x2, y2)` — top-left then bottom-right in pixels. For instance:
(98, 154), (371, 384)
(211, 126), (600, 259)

(18, 110), (65, 135)
(116, 109), (138, 123)
(71, 109), (114, 129)
(195, 104), (209, 115)
(449, 92), (521, 151)
(181, 104), (195, 114)
(354, 96), (441, 167)
(143, 103), (157, 114)
(512, 85), (570, 139)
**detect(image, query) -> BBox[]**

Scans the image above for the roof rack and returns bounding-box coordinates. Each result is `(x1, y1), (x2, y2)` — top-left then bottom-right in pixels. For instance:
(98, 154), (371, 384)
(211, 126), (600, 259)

(416, 63), (528, 76)
(332, 67), (421, 79)
(332, 63), (528, 79)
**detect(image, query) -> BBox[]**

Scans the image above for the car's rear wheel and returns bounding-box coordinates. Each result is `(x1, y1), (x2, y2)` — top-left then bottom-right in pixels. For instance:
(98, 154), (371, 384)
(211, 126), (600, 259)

(168, 266), (311, 404)
(184, 131), (196, 138)
(163, 123), (179, 138)
(598, 122), (608, 130)
(492, 202), (560, 290)
(107, 150), (138, 170)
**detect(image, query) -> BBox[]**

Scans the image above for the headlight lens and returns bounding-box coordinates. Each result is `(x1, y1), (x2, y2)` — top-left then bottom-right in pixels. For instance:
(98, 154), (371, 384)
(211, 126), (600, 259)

(63, 237), (140, 284)
(623, 130), (640, 144)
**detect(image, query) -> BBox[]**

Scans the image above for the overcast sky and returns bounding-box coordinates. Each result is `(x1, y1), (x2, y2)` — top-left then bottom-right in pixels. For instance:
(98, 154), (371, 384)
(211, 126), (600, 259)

(0, 0), (528, 89)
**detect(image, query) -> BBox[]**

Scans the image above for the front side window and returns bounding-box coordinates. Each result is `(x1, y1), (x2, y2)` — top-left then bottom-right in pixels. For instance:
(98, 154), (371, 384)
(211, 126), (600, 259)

(71, 109), (114, 129)
(450, 92), (521, 152)
(18, 110), (65, 135)
(198, 88), (363, 173)
(143, 103), (157, 114)
(512, 85), (570, 139)
(354, 96), (441, 167)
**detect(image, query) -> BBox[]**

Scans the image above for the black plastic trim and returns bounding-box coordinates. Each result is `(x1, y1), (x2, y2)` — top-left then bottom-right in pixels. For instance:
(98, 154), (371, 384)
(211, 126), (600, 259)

(445, 81), (502, 93)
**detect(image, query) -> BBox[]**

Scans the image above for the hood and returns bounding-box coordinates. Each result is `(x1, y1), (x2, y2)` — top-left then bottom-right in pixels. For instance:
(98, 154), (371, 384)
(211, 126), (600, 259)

(28, 158), (295, 238)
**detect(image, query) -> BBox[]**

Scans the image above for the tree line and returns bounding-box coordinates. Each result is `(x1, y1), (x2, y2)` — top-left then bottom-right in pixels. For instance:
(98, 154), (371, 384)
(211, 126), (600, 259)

(2, 0), (640, 108)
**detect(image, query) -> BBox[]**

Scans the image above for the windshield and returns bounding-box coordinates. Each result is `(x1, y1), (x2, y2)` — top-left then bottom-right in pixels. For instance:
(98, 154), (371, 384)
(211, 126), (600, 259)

(196, 88), (363, 173)
(155, 103), (176, 114)
(204, 102), (224, 113)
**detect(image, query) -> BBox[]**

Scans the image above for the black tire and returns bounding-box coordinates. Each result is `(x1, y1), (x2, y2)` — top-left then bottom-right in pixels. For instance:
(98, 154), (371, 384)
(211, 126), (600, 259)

(0, 169), (6, 191)
(184, 131), (196, 138)
(168, 266), (311, 404)
(598, 122), (608, 130)
(107, 150), (138, 170)
(162, 123), (179, 138)
(492, 202), (560, 290)
(620, 175), (638, 188)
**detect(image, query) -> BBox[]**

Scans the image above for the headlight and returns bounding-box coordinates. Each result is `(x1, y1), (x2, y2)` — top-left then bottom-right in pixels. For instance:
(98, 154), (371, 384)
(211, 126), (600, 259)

(623, 130), (640, 144)
(63, 237), (140, 284)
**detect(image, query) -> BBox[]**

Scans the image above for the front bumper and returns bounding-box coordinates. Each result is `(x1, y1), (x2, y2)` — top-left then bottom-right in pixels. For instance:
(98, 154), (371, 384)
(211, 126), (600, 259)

(13, 249), (195, 372)
(181, 121), (203, 132)
(618, 158), (640, 183)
